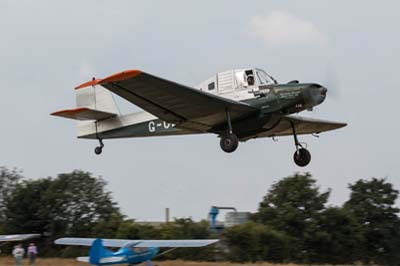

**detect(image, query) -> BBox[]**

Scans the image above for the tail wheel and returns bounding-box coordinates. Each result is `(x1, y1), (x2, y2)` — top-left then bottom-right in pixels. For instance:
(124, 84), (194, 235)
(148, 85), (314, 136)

(293, 148), (311, 167)
(94, 146), (103, 155)
(220, 134), (239, 153)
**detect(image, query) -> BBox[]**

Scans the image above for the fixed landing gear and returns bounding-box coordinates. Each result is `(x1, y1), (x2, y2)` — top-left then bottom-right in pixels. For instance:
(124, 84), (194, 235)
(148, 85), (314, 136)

(220, 109), (239, 153)
(94, 138), (104, 155)
(291, 122), (311, 167)
(220, 133), (238, 153)
(293, 148), (311, 167)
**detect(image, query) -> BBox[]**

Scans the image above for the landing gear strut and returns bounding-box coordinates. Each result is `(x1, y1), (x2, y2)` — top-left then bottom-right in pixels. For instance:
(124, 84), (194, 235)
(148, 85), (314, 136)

(94, 138), (104, 155)
(291, 122), (311, 167)
(220, 109), (239, 153)
(94, 121), (104, 155)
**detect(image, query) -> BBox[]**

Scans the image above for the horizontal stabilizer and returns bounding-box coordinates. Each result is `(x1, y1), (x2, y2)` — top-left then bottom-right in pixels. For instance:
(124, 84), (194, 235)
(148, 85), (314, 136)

(100, 257), (125, 263)
(77, 256), (123, 263)
(56, 238), (219, 248)
(77, 257), (90, 262)
(0, 234), (40, 242)
(51, 107), (116, 121)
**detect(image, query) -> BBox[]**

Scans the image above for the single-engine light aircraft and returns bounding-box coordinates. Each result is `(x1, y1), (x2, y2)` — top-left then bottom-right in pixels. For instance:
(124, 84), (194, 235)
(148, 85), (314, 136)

(55, 237), (218, 266)
(52, 68), (346, 167)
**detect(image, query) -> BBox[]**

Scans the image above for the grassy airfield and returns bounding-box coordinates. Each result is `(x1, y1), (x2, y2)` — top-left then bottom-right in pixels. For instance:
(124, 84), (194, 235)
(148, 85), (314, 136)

(0, 258), (357, 266)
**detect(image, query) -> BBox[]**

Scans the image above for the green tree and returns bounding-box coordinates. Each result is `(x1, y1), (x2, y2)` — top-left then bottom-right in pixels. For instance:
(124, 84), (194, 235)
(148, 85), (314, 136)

(344, 178), (400, 264)
(224, 222), (291, 262)
(4, 178), (52, 234)
(312, 207), (363, 264)
(158, 218), (214, 261)
(253, 173), (330, 262)
(116, 220), (161, 239)
(0, 167), (22, 226)
(4, 170), (122, 256)
(40, 170), (122, 238)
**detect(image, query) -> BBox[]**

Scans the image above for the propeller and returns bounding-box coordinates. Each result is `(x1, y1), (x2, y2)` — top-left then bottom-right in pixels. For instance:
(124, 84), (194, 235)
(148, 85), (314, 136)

(322, 65), (341, 100)
(307, 65), (340, 114)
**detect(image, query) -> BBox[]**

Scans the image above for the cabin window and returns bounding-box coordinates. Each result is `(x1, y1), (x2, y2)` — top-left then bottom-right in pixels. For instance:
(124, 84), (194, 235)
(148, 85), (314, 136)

(244, 69), (255, 87)
(256, 68), (277, 84)
(234, 70), (245, 89)
(131, 247), (149, 253)
(256, 70), (269, 84)
(208, 82), (215, 91)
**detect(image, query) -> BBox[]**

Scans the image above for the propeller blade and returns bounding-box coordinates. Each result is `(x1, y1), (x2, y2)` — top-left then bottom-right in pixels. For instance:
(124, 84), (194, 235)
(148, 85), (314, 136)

(322, 65), (340, 100)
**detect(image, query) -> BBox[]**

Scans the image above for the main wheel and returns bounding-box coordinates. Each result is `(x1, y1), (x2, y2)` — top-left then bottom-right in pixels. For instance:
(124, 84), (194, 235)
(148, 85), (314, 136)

(293, 148), (311, 167)
(220, 134), (239, 153)
(94, 146), (103, 155)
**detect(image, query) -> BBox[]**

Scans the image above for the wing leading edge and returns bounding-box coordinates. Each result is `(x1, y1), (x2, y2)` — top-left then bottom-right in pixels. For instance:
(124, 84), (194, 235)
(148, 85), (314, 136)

(248, 115), (347, 140)
(55, 238), (219, 248)
(75, 70), (258, 132)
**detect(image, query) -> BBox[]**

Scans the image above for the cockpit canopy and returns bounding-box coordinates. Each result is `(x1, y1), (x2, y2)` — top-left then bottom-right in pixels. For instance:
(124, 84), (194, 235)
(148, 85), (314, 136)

(196, 68), (277, 95)
(236, 68), (277, 87)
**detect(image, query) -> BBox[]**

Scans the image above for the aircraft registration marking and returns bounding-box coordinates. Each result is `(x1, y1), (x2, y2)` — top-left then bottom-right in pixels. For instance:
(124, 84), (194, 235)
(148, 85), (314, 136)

(279, 91), (300, 99)
(148, 121), (176, 132)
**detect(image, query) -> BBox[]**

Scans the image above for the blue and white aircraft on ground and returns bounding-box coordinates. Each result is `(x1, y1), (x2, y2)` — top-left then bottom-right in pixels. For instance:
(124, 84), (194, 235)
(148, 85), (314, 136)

(55, 237), (219, 266)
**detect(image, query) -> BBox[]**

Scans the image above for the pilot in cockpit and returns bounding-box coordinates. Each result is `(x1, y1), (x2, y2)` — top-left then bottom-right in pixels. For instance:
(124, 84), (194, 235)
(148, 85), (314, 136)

(247, 74), (255, 86)
(244, 69), (255, 86)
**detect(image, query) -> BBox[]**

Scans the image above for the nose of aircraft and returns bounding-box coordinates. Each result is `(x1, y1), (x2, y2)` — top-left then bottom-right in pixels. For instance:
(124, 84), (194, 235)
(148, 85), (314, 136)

(304, 84), (327, 107)
(319, 86), (328, 102)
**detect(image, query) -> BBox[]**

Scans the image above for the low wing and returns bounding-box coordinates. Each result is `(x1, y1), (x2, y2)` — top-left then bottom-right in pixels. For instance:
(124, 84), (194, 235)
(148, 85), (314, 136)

(75, 70), (258, 132)
(265, 115), (347, 138)
(243, 115), (347, 140)
(55, 238), (218, 248)
(51, 107), (117, 121)
(0, 234), (40, 242)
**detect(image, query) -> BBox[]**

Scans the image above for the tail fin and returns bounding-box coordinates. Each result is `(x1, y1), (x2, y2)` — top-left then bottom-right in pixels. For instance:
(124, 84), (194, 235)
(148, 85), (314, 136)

(51, 84), (120, 138)
(89, 238), (109, 265)
(75, 84), (119, 115)
(52, 84), (119, 121)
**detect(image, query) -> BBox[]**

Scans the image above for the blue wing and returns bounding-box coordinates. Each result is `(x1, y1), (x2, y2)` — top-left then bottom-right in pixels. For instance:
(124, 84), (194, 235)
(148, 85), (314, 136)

(55, 238), (218, 248)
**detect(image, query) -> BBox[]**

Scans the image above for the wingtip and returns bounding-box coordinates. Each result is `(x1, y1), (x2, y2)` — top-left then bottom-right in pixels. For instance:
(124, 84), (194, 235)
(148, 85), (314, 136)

(101, 69), (142, 83)
(74, 70), (142, 90)
(50, 107), (89, 116)
(75, 78), (102, 90)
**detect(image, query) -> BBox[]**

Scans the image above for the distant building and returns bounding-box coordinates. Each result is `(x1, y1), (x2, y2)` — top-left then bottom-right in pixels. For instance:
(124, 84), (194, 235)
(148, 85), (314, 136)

(224, 212), (250, 227)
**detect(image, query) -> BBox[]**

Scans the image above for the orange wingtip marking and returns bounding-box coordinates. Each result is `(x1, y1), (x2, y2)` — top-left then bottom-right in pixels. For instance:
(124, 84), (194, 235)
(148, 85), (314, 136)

(51, 107), (89, 116)
(74, 70), (141, 90)
(75, 79), (102, 90)
(101, 69), (142, 83)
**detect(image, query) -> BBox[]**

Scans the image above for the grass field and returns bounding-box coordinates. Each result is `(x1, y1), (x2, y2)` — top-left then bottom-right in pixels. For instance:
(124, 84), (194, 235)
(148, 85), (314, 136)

(0, 258), (354, 266)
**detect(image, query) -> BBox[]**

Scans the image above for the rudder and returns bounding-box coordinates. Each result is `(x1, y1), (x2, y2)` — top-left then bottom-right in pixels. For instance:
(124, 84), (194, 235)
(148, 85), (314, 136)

(90, 238), (112, 265)
(75, 84), (119, 115)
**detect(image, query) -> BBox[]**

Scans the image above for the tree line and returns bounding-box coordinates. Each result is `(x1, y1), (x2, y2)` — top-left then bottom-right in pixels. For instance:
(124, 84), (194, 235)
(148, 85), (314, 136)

(0, 167), (399, 265)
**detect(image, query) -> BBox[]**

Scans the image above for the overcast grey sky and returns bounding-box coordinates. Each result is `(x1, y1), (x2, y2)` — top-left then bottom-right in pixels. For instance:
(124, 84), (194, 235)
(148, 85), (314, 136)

(1, 0), (399, 221)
